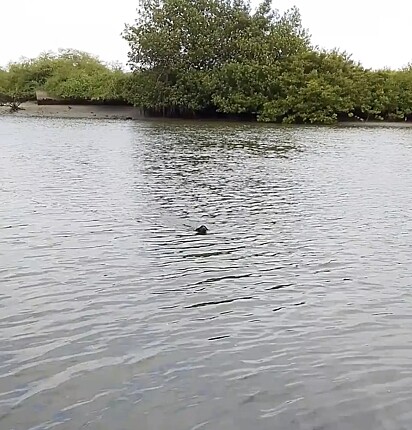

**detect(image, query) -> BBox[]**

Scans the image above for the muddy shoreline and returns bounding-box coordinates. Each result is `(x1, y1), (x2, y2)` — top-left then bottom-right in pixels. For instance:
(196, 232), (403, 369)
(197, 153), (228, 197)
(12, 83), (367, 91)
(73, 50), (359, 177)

(0, 102), (143, 120)
(2, 102), (412, 127)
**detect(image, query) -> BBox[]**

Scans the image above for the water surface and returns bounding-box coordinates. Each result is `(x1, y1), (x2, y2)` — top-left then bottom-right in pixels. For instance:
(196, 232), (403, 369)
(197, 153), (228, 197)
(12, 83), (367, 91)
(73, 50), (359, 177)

(1, 117), (412, 430)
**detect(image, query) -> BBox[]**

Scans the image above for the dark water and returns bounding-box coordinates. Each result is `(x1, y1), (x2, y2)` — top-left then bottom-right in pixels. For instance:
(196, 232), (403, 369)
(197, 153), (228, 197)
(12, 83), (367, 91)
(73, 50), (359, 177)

(1, 116), (412, 430)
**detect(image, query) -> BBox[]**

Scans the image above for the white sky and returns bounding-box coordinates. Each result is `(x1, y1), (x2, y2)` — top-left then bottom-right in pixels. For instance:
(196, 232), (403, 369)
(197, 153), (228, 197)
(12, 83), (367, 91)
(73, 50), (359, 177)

(1, 0), (411, 70)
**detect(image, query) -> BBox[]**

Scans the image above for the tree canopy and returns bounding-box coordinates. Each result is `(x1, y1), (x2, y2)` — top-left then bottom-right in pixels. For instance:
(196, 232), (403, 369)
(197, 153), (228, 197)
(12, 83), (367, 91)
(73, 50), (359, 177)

(0, 49), (127, 108)
(122, 0), (412, 123)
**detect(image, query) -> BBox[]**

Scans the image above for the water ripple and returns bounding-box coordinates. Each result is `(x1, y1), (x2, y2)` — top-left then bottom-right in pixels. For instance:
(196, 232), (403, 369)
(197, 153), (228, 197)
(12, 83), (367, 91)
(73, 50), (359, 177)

(1, 118), (412, 429)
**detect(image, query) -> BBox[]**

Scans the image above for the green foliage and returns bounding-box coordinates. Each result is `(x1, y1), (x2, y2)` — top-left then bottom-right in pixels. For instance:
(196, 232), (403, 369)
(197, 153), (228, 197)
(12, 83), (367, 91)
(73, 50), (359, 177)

(0, 61), (37, 108)
(123, 0), (311, 116)
(256, 50), (363, 123)
(122, 0), (412, 123)
(0, 68), (8, 99)
(0, 49), (128, 107)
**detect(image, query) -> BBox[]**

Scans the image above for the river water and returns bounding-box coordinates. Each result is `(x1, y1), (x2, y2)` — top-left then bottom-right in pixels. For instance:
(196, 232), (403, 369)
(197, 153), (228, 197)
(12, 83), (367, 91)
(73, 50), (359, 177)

(1, 116), (412, 430)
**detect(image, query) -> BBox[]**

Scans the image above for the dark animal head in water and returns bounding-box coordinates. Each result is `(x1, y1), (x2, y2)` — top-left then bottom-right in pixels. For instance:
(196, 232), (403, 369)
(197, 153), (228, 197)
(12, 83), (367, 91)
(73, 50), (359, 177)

(195, 225), (208, 235)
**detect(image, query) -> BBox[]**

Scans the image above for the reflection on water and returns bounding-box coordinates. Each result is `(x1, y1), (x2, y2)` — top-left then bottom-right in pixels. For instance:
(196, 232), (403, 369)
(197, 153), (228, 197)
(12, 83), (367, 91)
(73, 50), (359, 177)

(1, 117), (412, 429)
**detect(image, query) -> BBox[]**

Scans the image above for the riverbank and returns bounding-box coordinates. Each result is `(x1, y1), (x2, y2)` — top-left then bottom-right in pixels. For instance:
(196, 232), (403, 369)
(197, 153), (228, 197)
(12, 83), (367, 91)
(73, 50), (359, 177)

(0, 101), (143, 120)
(338, 121), (412, 128)
(2, 102), (412, 127)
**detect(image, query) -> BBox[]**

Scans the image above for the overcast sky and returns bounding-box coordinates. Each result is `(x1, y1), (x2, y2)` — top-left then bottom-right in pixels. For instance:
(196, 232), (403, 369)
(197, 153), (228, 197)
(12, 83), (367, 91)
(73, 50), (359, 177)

(1, 0), (410, 70)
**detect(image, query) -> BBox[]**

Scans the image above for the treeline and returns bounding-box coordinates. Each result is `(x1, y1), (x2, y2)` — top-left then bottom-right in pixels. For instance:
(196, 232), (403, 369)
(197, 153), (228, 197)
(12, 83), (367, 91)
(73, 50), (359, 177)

(123, 0), (412, 123)
(2, 0), (412, 123)
(0, 49), (128, 108)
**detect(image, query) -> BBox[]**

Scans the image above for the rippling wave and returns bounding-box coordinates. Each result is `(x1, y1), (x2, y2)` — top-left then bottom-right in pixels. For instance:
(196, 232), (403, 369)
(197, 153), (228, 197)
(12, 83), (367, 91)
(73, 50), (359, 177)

(1, 117), (412, 429)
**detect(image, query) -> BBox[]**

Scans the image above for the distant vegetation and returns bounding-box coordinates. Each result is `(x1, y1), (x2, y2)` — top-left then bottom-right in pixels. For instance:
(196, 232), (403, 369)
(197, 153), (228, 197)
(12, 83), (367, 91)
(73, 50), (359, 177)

(0, 49), (128, 109)
(2, 0), (412, 123)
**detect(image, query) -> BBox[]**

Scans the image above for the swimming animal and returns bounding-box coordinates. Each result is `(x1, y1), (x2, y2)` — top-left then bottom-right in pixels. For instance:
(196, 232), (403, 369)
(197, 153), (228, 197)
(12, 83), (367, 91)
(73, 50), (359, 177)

(195, 225), (208, 235)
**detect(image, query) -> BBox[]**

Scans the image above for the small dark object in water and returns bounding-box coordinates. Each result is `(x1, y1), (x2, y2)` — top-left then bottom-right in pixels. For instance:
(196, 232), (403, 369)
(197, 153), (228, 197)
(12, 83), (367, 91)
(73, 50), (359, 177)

(195, 225), (208, 235)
